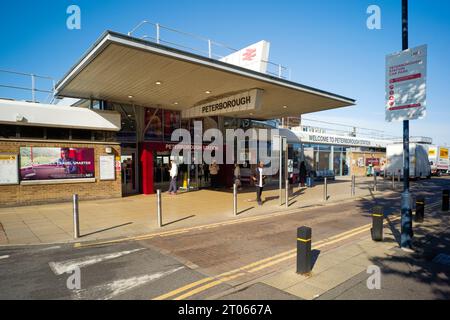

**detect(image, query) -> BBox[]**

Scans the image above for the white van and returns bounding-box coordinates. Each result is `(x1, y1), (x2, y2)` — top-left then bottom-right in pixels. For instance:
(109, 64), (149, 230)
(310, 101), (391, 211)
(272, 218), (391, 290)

(386, 143), (431, 179)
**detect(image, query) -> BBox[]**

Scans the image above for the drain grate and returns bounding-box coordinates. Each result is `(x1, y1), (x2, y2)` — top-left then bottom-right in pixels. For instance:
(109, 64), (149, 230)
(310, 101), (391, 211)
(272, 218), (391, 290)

(432, 253), (450, 267)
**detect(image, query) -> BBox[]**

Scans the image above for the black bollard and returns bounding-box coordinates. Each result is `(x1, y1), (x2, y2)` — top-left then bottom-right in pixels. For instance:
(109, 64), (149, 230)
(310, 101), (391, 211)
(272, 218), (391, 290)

(415, 197), (425, 223)
(296, 226), (312, 274)
(442, 190), (449, 212)
(371, 205), (384, 241)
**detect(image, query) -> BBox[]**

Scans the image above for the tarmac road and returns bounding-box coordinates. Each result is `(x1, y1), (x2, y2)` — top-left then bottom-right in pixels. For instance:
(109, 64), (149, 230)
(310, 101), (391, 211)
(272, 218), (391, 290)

(0, 177), (448, 300)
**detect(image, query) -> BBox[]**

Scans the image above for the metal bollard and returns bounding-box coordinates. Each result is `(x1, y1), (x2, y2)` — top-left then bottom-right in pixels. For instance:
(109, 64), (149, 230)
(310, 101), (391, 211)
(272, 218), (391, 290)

(296, 226), (312, 274)
(285, 179), (289, 208)
(323, 177), (328, 201)
(157, 189), (162, 227)
(353, 175), (356, 196)
(392, 173), (395, 190)
(415, 196), (425, 223)
(373, 174), (377, 192)
(442, 189), (449, 212)
(371, 205), (384, 241)
(233, 183), (238, 216)
(351, 175), (355, 196)
(73, 194), (80, 239)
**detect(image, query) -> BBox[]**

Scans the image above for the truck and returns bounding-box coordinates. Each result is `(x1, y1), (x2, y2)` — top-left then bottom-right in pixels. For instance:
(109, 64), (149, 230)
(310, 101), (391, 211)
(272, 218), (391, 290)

(386, 143), (431, 179)
(428, 145), (449, 176)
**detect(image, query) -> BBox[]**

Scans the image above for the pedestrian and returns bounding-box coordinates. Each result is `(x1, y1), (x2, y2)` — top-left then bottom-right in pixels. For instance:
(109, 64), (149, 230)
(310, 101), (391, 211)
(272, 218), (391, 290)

(198, 164), (204, 188)
(167, 160), (178, 195)
(299, 161), (307, 187)
(209, 160), (220, 189)
(203, 163), (210, 183)
(252, 161), (266, 206)
(234, 163), (242, 190)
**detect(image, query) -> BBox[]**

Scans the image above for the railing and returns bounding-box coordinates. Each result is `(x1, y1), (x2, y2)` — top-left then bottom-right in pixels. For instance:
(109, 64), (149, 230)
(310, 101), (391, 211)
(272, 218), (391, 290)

(391, 136), (433, 144)
(298, 120), (402, 142)
(127, 20), (291, 80)
(0, 69), (56, 103)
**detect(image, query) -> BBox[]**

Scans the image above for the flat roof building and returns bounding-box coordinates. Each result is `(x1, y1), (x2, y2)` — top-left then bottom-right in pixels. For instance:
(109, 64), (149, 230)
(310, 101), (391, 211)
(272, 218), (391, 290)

(0, 27), (356, 206)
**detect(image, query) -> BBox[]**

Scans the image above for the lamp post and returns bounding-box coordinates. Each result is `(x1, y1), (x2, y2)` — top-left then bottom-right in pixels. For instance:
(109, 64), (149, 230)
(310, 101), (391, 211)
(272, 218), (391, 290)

(400, 0), (413, 250)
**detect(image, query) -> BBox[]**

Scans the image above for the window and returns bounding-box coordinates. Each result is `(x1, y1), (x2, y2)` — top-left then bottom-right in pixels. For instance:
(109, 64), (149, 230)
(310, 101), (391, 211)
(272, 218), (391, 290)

(163, 110), (181, 141)
(144, 108), (163, 141)
(0, 124), (17, 138)
(71, 129), (92, 141)
(19, 126), (45, 139)
(113, 103), (137, 143)
(46, 127), (70, 140)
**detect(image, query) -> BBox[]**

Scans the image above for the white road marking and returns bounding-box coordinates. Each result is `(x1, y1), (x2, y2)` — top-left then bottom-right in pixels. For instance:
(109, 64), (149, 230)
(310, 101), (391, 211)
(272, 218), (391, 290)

(0, 255), (9, 260)
(38, 246), (61, 252)
(72, 266), (185, 300)
(49, 248), (145, 275)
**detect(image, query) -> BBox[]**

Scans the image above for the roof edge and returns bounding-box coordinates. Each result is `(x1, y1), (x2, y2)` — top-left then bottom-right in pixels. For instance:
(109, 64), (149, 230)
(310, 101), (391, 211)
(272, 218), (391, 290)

(56, 30), (356, 105)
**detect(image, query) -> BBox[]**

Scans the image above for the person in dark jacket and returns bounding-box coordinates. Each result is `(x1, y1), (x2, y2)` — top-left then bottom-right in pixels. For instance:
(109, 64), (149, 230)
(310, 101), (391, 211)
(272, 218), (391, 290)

(299, 161), (307, 187)
(252, 161), (266, 206)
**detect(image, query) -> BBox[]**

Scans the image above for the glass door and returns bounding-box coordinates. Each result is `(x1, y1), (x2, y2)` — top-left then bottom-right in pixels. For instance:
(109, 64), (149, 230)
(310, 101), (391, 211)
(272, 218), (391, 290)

(121, 151), (138, 196)
(154, 154), (171, 191)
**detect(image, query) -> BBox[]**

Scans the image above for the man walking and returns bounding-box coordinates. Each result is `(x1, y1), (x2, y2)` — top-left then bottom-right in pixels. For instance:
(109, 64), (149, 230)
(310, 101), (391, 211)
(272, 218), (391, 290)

(167, 160), (178, 195)
(252, 161), (266, 206)
(209, 160), (220, 189)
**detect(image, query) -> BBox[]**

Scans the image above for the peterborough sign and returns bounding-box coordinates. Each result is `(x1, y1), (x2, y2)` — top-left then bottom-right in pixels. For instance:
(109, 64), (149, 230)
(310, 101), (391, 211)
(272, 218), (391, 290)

(181, 89), (263, 119)
(385, 44), (427, 122)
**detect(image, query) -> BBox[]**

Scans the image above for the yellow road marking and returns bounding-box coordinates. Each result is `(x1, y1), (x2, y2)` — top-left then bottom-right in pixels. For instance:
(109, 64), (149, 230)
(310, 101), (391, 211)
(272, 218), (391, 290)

(151, 247), (304, 300)
(153, 277), (214, 300)
(173, 273), (246, 300)
(153, 215), (402, 300)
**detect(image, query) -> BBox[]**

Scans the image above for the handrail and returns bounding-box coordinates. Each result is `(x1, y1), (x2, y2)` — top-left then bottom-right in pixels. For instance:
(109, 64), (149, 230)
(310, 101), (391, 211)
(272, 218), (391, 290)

(127, 20), (291, 79)
(0, 69), (56, 103)
(127, 20), (150, 36)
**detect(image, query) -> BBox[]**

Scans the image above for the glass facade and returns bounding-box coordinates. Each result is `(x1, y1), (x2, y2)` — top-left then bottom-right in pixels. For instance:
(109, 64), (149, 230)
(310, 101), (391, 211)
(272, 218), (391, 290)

(302, 143), (350, 176)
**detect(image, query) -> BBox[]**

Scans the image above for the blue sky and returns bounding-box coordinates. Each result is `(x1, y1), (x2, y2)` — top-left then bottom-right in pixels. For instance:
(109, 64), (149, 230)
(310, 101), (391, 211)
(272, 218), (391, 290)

(1, 0), (449, 145)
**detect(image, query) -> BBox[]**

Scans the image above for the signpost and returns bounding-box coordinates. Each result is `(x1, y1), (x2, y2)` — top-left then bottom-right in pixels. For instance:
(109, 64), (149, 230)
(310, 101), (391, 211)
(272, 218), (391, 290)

(385, 0), (427, 250)
(385, 44), (427, 122)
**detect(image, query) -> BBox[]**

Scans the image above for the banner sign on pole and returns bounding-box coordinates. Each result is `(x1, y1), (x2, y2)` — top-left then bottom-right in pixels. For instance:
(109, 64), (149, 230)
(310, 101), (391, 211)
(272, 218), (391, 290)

(385, 44), (427, 122)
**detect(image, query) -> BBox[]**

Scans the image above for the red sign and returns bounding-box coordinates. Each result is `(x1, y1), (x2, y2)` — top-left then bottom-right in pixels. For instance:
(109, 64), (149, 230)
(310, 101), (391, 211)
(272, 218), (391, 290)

(366, 158), (380, 166)
(242, 48), (257, 61)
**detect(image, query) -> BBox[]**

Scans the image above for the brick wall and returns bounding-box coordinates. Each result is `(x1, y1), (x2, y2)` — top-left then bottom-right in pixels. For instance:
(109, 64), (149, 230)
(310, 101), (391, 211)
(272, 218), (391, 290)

(349, 151), (386, 176)
(0, 140), (122, 207)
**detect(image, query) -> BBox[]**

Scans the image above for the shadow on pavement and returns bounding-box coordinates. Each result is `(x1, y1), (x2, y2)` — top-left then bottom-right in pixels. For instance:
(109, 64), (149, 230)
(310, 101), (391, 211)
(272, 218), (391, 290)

(163, 215), (196, 227)
(81, 222), (133, 238)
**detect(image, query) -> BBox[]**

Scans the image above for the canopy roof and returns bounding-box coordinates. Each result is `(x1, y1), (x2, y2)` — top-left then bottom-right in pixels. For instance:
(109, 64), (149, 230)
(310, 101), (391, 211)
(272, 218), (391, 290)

(56, 31), (355, 120)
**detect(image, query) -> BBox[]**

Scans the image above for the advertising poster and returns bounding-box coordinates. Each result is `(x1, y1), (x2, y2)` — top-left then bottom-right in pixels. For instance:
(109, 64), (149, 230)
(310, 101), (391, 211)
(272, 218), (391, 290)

(144, 108), (163, 140)
(164, 110), (181, 140)
(0, 154), (19, 185)
(20, 147), (95, 181)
